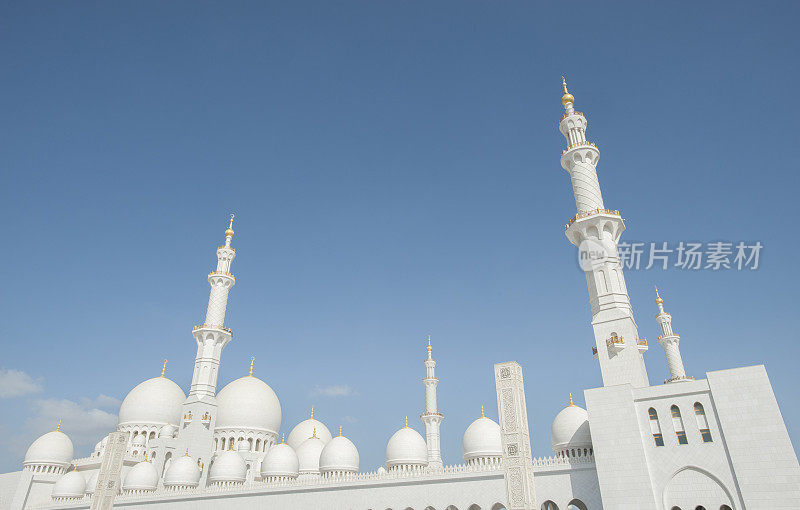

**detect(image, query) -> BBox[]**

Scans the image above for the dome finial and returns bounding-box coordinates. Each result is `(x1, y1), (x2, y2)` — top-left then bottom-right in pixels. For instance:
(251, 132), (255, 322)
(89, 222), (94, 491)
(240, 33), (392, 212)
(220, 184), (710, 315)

(339, 425), (343, 437)
(225, 213), (235, 238)
(561, 76), (575, 106)
(249, 356), (255, 376)
(185, 448), (189, 456)
(56, 419), (61, 432)
(569, 393), (574, 406)
(481, 405), (485, 418)
(281, 433), (285, 444)
(311, 427), (318, 439)
(404, 416), (408, 428)
(310, 406), (314, 419)
(144, 451), (148, 462)
(655, 285), (663, 304)
(161, 359), (167, 377)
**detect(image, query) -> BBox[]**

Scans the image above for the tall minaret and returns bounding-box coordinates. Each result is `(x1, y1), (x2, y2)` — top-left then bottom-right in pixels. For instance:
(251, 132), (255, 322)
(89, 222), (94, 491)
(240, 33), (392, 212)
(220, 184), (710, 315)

(655, 287), (691, 383)
(559, 78), (649, 388)
(189, 214), (237, 399)
(176, 215), (238, 482)
(420, 335), (443, 469)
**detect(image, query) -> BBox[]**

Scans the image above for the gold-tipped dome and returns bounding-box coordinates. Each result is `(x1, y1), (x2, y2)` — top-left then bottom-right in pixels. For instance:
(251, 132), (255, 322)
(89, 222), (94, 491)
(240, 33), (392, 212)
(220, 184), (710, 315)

(655, 286), (663, 304)
(561, 76), (575, 106)
(225, 213), (235, 237)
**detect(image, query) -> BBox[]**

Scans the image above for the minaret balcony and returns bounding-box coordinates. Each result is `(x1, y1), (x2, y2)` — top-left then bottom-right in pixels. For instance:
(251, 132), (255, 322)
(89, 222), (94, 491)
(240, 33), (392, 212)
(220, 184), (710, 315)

(192, 323), (232, 334)
(565, 208), (621, 231)
(560, 141), (597, 157)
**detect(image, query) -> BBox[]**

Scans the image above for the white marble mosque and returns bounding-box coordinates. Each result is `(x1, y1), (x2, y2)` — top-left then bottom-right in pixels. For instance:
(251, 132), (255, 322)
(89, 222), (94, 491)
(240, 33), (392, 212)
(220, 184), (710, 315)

(1, 80), (798, 510)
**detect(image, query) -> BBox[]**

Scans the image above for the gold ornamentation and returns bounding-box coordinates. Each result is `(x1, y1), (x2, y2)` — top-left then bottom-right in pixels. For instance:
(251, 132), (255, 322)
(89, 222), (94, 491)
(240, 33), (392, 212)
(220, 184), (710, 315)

(561, 76), (575, 106)
(56, 419), (61, 432)
(161, 359), (167, 377)
(569, 393), (574, 406)
(655, 286), (663, 304)
(564, 208), (620, 230)
(249, 356), (255, 376)
(480, 405), (485, 418)
(225, 213), (235, 237)
(427, 335), (432, 352)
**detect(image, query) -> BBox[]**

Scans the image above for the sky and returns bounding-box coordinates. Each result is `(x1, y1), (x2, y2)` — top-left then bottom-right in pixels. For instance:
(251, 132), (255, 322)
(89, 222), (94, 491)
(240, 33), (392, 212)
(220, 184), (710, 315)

(1, 1), (799, 473)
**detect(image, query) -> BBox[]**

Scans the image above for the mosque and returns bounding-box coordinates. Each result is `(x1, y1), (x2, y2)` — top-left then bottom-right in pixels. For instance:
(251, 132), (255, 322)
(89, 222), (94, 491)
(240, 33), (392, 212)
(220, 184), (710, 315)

(1, 81), (799, 510)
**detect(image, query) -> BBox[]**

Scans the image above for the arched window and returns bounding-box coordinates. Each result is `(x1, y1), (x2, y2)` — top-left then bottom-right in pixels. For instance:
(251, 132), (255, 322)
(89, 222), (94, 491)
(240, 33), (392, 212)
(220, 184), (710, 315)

(671, 507), (682, 510)
(695, 507), (706, 510)
(541, 502), (559, 510)
(694, 402), (713, 442)
(671, 405), (688, 444)
(720, 506), (732, 510)
(567, 500), (588, 510)
(648, 408), (664, 446)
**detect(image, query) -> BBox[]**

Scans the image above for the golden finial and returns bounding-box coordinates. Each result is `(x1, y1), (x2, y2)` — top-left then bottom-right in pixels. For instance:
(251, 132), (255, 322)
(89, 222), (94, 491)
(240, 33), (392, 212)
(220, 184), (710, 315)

(144, 451), (148, 462)
(249, 356), (255, 376)
(481, 405), (485, 418)
(569, 393), (575, 406)
(561, 76), (575, 106)
(72, 464), (78, 472)
(655, 286), (663, 304)
(427, 335), (432, 352)
(404, 416), (408, 428)
(311, 427), (318, 439)
(56, 419), (61, 432)
(339, 425), (343, 437)
(225, 213), (235, 237)
(161, 359), (167, 377)
(310, 406), (314, 420)
(281, 433), (285, 444)
(229, 441), (234, 451)
(185, 448), (189, 456)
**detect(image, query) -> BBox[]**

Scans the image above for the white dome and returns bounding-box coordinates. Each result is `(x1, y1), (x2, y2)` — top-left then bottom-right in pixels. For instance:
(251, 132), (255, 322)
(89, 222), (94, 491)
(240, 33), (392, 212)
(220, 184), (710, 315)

(385, 425), (427, 469)
(131, 433), (146, 447)
(24, 430), (74, 467)
(158, 424), (177, 438)
(85, 471), (98, 495)
(296, 435), (326, 475)
(118, 377), (186, 428)
(122, 461), (158, 492)
(163, 454), (201, 487)
(209, 450), (247, 484)
(287, 416), (332, 450)
(320, 434), (359, 473)
(52, 470), (85, 499)
(260, 443), (299, 478)
(462, 415), (502, 462)
(551, 403), (592, 452)
(215, 376), (281, 435)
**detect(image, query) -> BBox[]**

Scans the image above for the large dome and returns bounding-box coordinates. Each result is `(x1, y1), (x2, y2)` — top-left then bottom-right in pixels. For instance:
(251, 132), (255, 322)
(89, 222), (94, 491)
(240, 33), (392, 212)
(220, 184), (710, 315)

(85, 471), (98, 495)
(24, 430), (74, 468)
(296, 435), (326, 475)
(462, 413), (502, 462)
(551, 400), (592, 452)
(209, 450), (247, 484)
(287, 412), (332, 450)
(215, 376), (281, 434)
(163, 454), (201, 487)
(118, 376), (186, 428)
(385, 423), (427, 469)
(320, 433), (359, 474)
(261, 443), (299, 478)
(122, 461), (158, 492)
(52, 470), (85, 499)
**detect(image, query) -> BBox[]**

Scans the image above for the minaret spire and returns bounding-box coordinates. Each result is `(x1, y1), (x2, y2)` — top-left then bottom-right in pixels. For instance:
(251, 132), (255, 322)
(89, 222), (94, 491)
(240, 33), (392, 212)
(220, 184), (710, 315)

(559, 79), (649, 388)
(188, 215), (237, 398)
(420, 335), (443, 469)
(654, 287), (692, 383)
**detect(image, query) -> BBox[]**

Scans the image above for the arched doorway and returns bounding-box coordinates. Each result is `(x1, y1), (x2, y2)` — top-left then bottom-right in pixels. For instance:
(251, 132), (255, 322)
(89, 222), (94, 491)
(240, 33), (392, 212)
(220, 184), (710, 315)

(663, 467), (733, 510)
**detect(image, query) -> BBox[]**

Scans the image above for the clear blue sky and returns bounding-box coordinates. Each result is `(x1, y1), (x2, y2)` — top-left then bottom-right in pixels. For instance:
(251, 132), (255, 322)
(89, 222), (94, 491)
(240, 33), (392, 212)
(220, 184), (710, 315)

(1, 1), (798, 472)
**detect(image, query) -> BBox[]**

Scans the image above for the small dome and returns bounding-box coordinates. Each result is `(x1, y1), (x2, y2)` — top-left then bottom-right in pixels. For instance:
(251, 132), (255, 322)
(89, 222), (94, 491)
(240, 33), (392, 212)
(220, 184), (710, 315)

(163, 454), (201, 487)
(320, 433), (359, 473)
(296, 435), (326, 475)
(209, 450), (247, 484)
(25, 430), (74, 468)
(122, 461), (158, 492)
(215, 376), (281, 435)
(260, 443), (299, 478)
(237, 441), (250, 452)
(93, 439), (103, 452)
(287, 415), (332, 450)
(52, 470), (85, 499)
(462, 414), (502, 462)
(551, 401), (592, 452)
(376, 466), (386, 474)
(85, 471), (98, 495)
(131, 433), (146, 447)
(158, 424), (177, 438)
(118, 377), (186, 428)
(385, 425), (427, 469)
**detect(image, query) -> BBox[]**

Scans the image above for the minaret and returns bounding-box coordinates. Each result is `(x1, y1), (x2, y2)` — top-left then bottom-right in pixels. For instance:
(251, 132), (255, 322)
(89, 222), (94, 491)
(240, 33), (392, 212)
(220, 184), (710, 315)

(420, 335), (443, 469)
(189, 214), (237, 399)
(559, 78), (649, 388)
(177, 215), (238, 483)
(655, 287), (691, 383)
